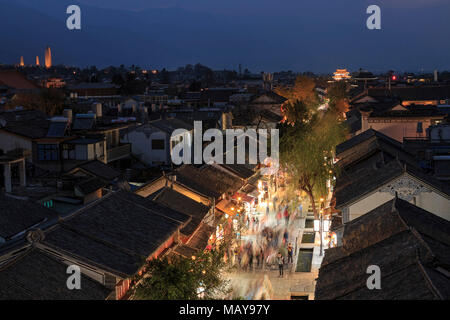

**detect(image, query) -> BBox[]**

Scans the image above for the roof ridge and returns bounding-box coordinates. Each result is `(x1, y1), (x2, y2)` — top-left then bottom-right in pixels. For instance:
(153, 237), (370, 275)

(117, 191), (189, 225)
(416, 259), (445, 300)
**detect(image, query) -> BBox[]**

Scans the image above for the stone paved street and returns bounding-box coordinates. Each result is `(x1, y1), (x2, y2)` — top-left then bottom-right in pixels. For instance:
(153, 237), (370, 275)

(224, 181), (323, 300)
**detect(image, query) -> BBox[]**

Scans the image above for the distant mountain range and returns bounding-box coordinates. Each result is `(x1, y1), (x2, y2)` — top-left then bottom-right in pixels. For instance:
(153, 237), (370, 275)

(0, 0), (449, 72)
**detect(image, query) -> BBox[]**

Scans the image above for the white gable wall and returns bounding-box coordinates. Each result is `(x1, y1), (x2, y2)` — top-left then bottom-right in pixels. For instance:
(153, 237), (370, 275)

(344, 173), (450, 222)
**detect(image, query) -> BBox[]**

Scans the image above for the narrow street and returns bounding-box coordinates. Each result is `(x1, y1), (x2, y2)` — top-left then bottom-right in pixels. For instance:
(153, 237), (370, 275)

(224, 179), (324, 300)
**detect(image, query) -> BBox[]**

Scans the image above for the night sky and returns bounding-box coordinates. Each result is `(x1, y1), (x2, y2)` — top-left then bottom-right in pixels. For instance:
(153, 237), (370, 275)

(0, 0), (449, 72)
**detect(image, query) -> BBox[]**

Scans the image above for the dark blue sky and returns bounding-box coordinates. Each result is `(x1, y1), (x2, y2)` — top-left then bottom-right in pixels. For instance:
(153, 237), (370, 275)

(0, 0), (449, 73)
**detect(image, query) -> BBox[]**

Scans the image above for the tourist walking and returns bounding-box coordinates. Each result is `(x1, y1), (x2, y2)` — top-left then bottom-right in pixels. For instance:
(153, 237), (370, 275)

(277, 252), (284, 277)
(287, 242), (293, 264)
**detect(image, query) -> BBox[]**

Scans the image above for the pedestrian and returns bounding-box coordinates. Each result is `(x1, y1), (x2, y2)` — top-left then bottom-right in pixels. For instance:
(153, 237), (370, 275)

(256, 249), (261, 268)
(284, 207), (289, 225)
(287, 242), (293, 264)
(276, 211), (281, 225)
(277, 252), (284, 277)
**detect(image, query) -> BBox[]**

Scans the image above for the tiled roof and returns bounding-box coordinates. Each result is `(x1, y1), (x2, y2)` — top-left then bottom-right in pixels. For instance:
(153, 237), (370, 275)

(75, 177), (106, 195)
(77, 160), (122, 181)
(42, 191), (189, 276)
(336, 129), (402, 155)
(0, 247), (111, 300)
(152, 187), (210, 237)
(316, 198), (450, 300)
(0, 70), (39, 90)
(148, 118), (193, 133)
(0, 194), (57, 240)
(368, 85), (450, 101)
(1, 119), (50, 139)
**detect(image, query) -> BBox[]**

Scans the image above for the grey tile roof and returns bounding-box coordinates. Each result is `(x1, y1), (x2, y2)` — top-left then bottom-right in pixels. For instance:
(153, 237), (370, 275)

(43, 191), (189, 276)
(148, 118), (193, 133)
(368, 85), (450, 101)
(334, 160), (404, 208)
(78, 160), (122, 181)
(1, 119), (50, 139)
(220, 164), (255, 179)
(152, 187), (210, 237)
(316, 198), (450, 300)
(0, 247), (111, 300)
(336, 128), (402, 156)
(175, 165), (243, 199)
(0, 194), (57, 240)
(75, 177), (106, 195)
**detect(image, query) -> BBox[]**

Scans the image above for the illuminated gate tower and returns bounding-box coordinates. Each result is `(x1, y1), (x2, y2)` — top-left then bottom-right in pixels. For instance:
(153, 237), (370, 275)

(333, 68), (351, 81)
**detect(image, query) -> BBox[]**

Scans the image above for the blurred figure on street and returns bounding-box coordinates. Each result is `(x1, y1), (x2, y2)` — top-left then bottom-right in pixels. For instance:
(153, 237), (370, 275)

(277, 252), (284, 277)
(287, 242), (293, 263)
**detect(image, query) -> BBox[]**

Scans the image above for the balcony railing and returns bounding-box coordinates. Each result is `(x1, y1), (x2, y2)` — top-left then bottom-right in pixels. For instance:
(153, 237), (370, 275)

(106, 143), (131, 163)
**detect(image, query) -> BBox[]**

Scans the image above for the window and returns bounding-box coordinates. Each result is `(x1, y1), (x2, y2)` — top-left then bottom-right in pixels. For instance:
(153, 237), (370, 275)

(416, 122), (423, 134)
(152, 139), (165, 150)
(38, 144), (59, 161)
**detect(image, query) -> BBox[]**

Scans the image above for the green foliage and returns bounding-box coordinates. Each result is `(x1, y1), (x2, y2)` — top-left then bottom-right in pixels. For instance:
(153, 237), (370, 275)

(276, 76), (348, 215)
(275, 75), (320, 109)
(132, 243), (230, 300)
(280, 102), (348, 215)
(327, 82), (349, 115)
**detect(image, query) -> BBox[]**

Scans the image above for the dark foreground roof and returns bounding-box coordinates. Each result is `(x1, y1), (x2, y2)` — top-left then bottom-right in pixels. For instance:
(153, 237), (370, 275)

(42, 191), (189, 276)
(334, 159), (450, 209)
(0, 247), (111, 300)
(0, 194), (57, 240)
(152, 187), (210, 237)
(316, 198), (450, 300)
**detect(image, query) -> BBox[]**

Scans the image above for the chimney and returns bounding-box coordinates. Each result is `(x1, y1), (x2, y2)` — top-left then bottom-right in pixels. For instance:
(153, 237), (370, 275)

(434, 70), (439, 82)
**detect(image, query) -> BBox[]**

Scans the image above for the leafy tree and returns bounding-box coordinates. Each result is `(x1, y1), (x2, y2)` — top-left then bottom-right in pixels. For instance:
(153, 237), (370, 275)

(327, 81), (349, 116)
(132, 241), (230, 300)
(275, 75), (320, 113)
(279, 102), (347, 218)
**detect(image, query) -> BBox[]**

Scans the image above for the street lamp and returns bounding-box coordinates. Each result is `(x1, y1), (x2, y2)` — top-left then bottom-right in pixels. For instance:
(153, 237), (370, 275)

(314, 201), (330, 256)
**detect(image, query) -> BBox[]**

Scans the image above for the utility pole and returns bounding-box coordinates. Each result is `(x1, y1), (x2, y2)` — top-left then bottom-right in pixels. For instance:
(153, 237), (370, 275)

(319, 197), (325, 256)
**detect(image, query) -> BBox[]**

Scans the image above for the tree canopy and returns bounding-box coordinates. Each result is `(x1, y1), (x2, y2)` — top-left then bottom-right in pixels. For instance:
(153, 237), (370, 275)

(277, 76), (348, 216)
(132, 246), (230, 300)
